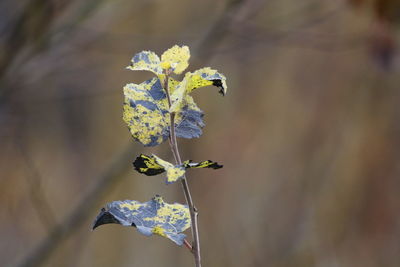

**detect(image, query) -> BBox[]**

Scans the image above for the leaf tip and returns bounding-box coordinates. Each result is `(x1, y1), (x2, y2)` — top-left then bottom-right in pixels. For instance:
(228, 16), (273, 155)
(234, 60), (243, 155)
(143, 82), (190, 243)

(212, 79), (226, 96)
(210, 162), (223, 169)
(92, 208), (120, 230)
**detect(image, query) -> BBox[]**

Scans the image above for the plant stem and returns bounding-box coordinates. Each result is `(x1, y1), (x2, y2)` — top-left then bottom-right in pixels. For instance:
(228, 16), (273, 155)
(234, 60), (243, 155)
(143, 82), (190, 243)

(163, 73), (201, 267)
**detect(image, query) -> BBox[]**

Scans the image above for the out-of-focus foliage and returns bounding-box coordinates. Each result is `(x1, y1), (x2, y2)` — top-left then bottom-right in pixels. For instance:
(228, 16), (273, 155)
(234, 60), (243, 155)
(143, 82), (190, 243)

(348, 0), (400, 68)
(93, 196), (190, 245)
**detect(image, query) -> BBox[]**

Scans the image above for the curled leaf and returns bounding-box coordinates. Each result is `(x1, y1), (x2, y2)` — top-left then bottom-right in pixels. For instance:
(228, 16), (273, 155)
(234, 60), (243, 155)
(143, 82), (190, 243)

(191, 67), (228, 96)
(127, 50), (162, 75)
(123, 77), (204, 146)
(133, 154), (223, 184)
(133, 154), (185, 184)
(132, 154), (165, 176)
(93, 196), (191, 246)
(169, 67), (227, 113)
(161, 45), (190, 74)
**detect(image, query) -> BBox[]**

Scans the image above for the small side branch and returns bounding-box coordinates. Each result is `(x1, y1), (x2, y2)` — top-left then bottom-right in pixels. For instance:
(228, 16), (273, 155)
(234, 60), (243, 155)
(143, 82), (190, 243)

(184, 239), (193, 252)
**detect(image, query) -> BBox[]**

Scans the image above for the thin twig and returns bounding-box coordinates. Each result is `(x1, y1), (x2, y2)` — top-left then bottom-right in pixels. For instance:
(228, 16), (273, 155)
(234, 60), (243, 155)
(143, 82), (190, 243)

(163, 72), (201, 267)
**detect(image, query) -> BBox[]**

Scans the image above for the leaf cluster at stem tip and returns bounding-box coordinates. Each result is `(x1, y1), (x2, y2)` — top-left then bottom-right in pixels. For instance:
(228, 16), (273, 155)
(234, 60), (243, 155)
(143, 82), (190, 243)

(123, 45), (227, 147)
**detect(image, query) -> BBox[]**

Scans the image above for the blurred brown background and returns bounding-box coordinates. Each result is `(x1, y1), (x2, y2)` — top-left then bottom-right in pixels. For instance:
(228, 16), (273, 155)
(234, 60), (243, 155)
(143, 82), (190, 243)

(1, 0), (400, 266)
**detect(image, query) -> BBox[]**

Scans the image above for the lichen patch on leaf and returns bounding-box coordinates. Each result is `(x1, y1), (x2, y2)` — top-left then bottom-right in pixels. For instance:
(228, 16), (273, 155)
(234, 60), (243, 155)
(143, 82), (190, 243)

(93, 196), (191, 246)
(169, 68), (227, 113)
(123, 77), (205, 146)
(123, 78), (169, 146)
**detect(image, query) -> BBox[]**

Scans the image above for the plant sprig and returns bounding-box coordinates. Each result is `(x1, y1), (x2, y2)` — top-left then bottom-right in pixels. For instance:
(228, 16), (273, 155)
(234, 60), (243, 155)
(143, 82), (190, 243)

(92, 45), (227, 267)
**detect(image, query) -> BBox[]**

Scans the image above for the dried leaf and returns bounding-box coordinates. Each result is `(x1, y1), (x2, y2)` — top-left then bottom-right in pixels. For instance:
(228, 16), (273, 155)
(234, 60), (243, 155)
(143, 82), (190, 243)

(132, 154), (165, 176)
(93, 196), (191, 246)
(133, 154), (223, 184)
(133, 154), (185, 184)
(183, 160), (223, 169)
(133, 154), (185, 183)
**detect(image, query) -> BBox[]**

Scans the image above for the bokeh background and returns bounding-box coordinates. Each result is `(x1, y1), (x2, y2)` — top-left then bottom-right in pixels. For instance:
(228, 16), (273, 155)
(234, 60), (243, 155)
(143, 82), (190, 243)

(1, 0), (400, 266)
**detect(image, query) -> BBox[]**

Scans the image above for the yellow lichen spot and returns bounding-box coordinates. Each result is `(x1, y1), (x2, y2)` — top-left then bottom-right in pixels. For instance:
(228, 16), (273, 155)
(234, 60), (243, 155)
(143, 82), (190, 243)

(165, 167), (186, 183)
(161, 45), (190, 74)
(120, 202), (142, 211)
(153, 195), (164, 204)
(142, 155), (163, 170)
(160, 61), (171, 70)
(152, 155), (186, 183)
(152, 226), (167, 237)
(186, 74), (213, 92)
(168, 77), (180, 94)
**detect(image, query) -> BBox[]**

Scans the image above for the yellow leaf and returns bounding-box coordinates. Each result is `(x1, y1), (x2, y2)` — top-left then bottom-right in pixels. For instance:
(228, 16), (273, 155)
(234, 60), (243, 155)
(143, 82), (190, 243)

(190, 67), (227, 95)
(169, 68), (227, 113)
(161, 45), (190, 74)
